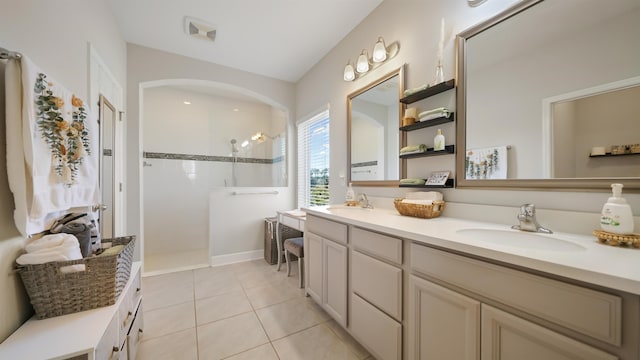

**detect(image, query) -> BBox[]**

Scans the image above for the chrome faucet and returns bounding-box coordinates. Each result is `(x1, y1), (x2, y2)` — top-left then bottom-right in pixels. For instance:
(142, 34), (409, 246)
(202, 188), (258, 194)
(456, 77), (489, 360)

(511, 204), (552, 233)
(359, 193), (373, 209)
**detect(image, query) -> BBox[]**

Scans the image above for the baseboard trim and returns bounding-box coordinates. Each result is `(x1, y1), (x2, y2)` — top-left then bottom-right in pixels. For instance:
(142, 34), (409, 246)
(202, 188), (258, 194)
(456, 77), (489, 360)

(210, 249), (263, 267)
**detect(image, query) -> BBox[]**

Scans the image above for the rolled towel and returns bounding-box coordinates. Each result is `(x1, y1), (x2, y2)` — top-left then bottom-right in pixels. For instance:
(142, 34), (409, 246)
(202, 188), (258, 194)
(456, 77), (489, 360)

(419, 107), (449, 117)
(16, 246), (85, 273)
(25, 233), (79, 253)
(405, 191), (443, 201)
(419, 112), (450, 122)
(403, 84), (429, 96)
(400, 144), (427, 154)
(400, 178), (426, 185)
(60, 222), (91, 257)
(97, 244), (124, 257)
(401, 199), (433, 205)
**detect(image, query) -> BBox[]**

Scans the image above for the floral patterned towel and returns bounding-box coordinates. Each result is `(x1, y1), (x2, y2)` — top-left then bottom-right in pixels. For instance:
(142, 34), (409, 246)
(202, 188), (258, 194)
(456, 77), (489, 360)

(465, 146), (508, 179)
(5, 55), (99, 236)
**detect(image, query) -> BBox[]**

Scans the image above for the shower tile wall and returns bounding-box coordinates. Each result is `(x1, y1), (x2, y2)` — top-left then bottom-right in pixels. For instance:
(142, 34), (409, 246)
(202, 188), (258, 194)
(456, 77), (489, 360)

(143, 86), (287, 260)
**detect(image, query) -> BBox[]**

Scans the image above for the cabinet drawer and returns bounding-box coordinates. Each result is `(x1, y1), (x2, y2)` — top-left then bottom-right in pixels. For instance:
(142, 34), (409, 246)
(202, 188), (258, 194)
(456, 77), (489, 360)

(305, 215), (347, 244)
(351, 227), (402, 264)
(352, 251), (402, 320)
(127, 303), (144, 360)
(95, 315), (119, 360)
(411, 244), (622, 346)
(119, 268), (142, 343)
(351, 293), (401, 360)
(482, 305), (617, 360)
(281, 215), (302, 230)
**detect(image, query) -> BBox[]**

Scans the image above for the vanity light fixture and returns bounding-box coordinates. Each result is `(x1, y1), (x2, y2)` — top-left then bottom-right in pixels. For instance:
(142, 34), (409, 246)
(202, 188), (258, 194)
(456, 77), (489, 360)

(372, 37), (387, 62)
(343, 36), (399, 81)
(343, 61), (356, 81)
(356, 50), (370, 73)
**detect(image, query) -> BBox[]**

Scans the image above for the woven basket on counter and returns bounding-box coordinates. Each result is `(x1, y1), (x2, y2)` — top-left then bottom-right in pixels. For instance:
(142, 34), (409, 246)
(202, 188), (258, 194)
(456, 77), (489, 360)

(16, 236), (135, 319)
(394, 199), (446, 219)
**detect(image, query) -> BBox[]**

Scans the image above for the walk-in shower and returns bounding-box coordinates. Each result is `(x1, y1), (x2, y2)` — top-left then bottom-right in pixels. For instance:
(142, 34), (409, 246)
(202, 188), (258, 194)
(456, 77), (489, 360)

(141, 83), (289, 274)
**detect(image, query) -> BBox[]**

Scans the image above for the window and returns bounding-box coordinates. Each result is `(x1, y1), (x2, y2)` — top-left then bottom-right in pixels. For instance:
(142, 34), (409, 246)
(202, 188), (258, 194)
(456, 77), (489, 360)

(297, 109), (330, 208)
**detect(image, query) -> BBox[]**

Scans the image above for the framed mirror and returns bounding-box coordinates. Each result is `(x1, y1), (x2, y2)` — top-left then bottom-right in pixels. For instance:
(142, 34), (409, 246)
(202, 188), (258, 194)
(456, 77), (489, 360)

(456, 0), (640, 191)
(348, 66), (405, 186)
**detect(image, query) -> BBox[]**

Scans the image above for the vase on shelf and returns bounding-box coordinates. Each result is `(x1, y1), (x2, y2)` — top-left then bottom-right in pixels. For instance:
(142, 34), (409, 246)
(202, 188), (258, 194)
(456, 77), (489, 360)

(433, 61), (444, 85)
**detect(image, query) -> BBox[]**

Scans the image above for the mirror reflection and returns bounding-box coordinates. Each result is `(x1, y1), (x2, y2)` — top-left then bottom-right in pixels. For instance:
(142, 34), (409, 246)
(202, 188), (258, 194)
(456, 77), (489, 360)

(457, 0), (640, 189)
(348, 67), (404, 185)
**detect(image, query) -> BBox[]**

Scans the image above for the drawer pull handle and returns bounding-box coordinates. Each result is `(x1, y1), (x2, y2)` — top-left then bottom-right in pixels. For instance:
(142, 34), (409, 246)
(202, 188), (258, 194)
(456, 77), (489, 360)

(122, 311), (132, 328)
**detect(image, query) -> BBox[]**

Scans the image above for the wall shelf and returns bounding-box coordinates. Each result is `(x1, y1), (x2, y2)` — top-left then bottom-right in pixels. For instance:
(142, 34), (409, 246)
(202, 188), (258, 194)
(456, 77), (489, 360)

(400, 79), (455, 104)
(399, 178), (455, 188)
(589, 152), (640, 158)
(400, 145), (455, 159)
(400, 114), (454, 131)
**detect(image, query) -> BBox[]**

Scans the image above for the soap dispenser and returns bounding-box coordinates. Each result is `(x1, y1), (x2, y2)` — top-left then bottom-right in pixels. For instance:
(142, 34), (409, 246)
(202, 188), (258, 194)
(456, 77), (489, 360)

(600, 183), (634, 234)
(345, 182), (356, 206)
(434, 129), (445, 151)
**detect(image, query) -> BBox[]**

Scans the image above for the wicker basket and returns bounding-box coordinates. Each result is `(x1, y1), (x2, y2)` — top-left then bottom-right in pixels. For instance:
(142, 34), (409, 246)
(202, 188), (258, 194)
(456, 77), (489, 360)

(394, 199), (445, 219)
(16, 236), (135, 319)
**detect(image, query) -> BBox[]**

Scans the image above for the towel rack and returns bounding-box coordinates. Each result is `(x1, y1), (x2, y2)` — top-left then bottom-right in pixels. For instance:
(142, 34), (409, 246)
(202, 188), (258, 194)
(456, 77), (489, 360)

(231, 191), (279, 196)
(0, 47), (22, 60)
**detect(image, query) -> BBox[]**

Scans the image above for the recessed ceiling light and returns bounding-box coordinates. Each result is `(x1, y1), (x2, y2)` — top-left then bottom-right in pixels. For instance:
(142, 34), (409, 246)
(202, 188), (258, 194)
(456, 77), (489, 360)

(183, 101), (191, 105)
(233, 108), (239, 112)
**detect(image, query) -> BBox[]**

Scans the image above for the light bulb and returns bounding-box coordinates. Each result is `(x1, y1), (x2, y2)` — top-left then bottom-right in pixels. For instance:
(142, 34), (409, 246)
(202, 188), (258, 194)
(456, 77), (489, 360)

(343, 62), (355, 81)
(372, 37), (387, 63)
(356, 50), (369, 73)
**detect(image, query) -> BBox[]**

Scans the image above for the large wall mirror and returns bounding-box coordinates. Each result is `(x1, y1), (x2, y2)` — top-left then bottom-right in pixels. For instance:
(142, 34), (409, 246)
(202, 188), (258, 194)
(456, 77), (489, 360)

(348, 66), (405, 186)
(456, 0), (640, 191)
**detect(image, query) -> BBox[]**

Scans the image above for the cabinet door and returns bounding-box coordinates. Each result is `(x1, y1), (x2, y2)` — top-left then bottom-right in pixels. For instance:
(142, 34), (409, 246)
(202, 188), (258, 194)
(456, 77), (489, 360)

(409, 275), (480, 360)
(305, 232), (323, 303)
(323, 238), (347, 327)
(481, 305), (618, 360)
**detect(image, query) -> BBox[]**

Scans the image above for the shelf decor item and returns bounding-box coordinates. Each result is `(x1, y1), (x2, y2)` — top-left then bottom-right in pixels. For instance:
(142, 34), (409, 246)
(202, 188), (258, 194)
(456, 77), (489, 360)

(434, 18), (445, 85)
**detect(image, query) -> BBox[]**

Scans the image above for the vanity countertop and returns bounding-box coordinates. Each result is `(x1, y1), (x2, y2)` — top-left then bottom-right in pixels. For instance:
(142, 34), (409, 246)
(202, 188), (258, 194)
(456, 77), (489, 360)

(303, 205), (640, 295)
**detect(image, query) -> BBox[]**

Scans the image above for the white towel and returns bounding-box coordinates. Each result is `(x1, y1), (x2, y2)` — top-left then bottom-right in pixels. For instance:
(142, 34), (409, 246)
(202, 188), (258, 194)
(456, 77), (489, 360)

(405, 191), (443, 201)
(25, 233), (78, 253)
(465, 146), (508, 179)
(401, 199), (433, 205)
(5, 55), (100, 236)
(17, 233), (84, 273)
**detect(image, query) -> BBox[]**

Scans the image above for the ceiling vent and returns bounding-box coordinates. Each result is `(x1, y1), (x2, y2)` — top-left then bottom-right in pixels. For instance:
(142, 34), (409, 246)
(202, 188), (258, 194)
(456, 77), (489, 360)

(184, 16), (217, 42)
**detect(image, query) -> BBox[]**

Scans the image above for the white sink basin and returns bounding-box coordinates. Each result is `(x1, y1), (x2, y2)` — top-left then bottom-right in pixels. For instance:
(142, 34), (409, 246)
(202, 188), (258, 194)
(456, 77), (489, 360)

(456, 228), (587, 251)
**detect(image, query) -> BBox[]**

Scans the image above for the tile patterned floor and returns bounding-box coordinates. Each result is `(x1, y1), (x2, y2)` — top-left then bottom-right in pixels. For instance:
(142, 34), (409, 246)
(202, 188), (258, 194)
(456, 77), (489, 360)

(137, 259), (372, 360)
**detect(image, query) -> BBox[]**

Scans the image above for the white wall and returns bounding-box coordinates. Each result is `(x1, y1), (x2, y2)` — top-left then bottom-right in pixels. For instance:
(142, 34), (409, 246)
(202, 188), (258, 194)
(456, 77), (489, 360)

(0, 0), (126, 342)
(295, 0), (640, 216)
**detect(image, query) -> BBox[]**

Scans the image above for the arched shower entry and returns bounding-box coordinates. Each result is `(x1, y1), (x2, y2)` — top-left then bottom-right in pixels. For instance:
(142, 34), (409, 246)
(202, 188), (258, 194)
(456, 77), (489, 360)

(139, 79), (293, 275)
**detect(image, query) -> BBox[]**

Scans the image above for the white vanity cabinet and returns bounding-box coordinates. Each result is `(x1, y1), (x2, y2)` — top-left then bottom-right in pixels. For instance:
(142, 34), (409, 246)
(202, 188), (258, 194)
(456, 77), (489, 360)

(304, 215), (348, 326)
(350, 227), (404, 360)
(409, 244), (631, 360)
(0, 262), (143, 360)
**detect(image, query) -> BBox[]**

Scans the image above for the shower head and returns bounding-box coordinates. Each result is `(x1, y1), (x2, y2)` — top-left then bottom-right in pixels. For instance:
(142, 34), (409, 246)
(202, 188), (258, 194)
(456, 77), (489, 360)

(230, 139), (239, 154)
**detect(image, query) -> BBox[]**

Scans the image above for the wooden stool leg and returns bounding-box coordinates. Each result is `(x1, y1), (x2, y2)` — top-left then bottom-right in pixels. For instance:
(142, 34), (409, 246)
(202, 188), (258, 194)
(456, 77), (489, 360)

(285, 250), (291, 276)
(298, 257), (304, 288)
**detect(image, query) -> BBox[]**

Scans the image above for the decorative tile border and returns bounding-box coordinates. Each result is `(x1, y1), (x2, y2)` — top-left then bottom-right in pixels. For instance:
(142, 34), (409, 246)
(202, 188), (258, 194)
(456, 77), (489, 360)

(351, 161), (378, 168)
(143, 151), (279, 164)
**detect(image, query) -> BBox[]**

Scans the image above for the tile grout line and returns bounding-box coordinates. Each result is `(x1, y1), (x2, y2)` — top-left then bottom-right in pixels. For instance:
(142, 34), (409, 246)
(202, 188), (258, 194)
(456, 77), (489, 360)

(191, 269), (201, 360)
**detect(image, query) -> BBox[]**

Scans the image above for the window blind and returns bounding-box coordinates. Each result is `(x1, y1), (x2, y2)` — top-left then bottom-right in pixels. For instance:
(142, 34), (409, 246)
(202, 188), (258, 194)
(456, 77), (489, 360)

(297, 110), (330, 208)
